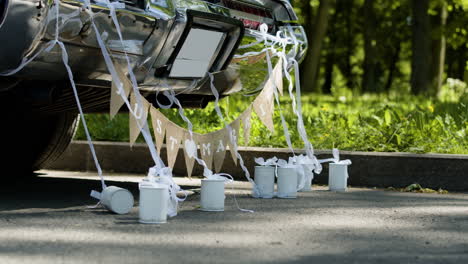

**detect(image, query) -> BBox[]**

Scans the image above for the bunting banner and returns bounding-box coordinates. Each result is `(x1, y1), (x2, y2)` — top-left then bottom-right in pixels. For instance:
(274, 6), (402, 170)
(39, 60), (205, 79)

(150, 107), (168, 152)
(252, 76), (275, 133)
(213, 130), (228, 173)
(165, 121), (184, 168)
(110, 62), (132, 119)
(129, 92), (150, 146)
(138, 61), (280, 176)
(182, 132), (197, 178)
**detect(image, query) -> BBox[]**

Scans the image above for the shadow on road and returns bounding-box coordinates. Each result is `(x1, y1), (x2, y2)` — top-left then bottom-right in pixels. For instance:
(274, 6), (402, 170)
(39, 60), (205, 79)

(0, 173), (197, 212)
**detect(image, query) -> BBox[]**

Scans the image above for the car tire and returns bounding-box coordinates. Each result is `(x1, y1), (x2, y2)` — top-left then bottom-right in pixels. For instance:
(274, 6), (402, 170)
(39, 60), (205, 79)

(0, 100), (78, 178)
(31, 113), (79, 171)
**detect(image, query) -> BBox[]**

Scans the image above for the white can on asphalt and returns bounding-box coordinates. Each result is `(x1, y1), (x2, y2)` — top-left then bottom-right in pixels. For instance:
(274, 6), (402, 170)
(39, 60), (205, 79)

(139, 183), (169, 224)
(299, 165), (313, 192)
(100, 186), (134, 215)
(329, 163), (349, 192)
(277, 168), (297, 198)
(253, 166), (275, 198)
(200, 179), (225, 211)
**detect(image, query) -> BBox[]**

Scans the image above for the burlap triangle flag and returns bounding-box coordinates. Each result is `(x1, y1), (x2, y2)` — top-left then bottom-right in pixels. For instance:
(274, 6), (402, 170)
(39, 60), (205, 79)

(150, 107), (168, 152)
(241, 106), (252, 146)
(110, 62), (132, 119)
(165, 122), (184, 168)
(213, 128), (228, 173)
(253, 78), (275, 133)
(273, 58), (283, 96)
(198, 133), (215, 170)
(226, 118), (240, 165)
(182, 132), (198, 178)
(129, 92), (150, 146)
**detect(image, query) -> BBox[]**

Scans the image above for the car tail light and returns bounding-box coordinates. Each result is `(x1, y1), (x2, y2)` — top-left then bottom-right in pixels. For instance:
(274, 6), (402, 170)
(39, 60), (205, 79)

(222, 0), (273, 31)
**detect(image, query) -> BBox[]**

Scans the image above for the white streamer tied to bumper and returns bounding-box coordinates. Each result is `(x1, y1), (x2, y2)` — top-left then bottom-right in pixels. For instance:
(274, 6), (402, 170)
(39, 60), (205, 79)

(0, 0), (108, 191)
(76, 0), (169, 205)
(207, 73), (259, 198)
(2, 0), (168, 202)
(238, 24), (324, 174)
(265, 51), (294, 153)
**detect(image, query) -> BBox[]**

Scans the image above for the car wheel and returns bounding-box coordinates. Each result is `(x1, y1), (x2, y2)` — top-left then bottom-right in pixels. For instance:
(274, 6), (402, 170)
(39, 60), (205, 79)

(31, 113), (79, 171)
(0, 96), (79, 177)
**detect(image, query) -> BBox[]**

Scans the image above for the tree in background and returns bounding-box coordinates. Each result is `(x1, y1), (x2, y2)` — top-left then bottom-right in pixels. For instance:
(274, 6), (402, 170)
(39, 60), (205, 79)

(300, 0), (333, 92)
(410, 0), (432, 95)
(292, 0), (467, 95)
(431, 1), (448, 95)
(362, 0), (381, 93)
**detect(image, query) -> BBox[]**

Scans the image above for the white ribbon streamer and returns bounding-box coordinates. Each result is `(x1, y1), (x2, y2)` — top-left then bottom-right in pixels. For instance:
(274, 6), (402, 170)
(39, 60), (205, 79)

(207, 73), (258, 195)
(146, 166), (187, 217)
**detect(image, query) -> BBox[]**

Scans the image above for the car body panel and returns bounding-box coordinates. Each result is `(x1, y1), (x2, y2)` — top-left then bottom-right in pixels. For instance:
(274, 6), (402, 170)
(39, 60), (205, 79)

(0, 0), (307, 109)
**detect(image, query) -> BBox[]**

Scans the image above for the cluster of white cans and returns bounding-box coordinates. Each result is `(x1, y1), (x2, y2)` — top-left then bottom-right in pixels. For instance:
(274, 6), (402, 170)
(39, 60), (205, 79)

(95, 162), (349, 224)
(253, 162), (350, 199)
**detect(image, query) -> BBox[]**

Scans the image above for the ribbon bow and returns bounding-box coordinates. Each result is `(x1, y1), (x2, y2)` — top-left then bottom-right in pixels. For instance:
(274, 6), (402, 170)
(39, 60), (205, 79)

(318, 149), (352, 165)
(255, 157), (278, 166)
(203, 168), (234, 183)
(332, 149), (352, 165)
(146, 166), (187, 218)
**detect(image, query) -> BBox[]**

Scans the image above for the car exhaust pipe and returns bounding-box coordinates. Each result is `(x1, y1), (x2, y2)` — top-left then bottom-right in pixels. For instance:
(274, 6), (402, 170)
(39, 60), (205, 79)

(0, 0), (8, 29)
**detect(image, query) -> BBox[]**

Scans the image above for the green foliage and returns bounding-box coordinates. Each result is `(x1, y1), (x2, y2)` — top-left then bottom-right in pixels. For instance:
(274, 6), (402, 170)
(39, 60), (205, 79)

(291, 0), (468, 93)
(75, 90), (468, 154)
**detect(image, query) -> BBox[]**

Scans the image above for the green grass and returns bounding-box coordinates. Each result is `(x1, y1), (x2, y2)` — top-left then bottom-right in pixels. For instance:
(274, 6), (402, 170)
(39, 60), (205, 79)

(75, 90), (468, 154)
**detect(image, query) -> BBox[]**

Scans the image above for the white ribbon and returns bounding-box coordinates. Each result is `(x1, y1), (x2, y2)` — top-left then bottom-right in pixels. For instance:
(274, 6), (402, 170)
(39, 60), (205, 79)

(239, 24), (325, 175)
(318, 148), (352, 165)
(289, 154), (315, 190)
(207, 72), (259, 200)
(254, 157), (278, 166)
(146, 165), (188, 217)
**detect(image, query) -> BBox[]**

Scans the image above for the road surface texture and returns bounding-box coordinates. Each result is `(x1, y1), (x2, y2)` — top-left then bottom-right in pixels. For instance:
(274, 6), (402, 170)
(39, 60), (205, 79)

(1, 170), (467, 264)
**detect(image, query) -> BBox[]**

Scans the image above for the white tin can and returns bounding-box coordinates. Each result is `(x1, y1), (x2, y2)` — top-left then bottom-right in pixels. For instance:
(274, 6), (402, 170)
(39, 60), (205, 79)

(253, 166), (275, 198)
(139, 184), (169, 224)
(277, 167), (297, 198)
(299, 165), (313, 192)
(100, 186), (134, 215)
(200, 179), (225, 212)
(329, 163), (349, 192)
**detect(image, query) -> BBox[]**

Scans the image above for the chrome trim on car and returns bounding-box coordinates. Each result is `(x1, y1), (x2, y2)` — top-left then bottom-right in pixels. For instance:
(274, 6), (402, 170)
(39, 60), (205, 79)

(1, 0), (305, 98)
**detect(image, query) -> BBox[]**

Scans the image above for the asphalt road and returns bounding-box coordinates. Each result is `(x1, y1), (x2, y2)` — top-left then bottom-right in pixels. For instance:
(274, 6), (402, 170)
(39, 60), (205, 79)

(1, 170), (468, 264)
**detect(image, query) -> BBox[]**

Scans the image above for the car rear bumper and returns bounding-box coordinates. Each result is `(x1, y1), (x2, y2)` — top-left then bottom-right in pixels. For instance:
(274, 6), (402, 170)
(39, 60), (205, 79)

(0, 0), (307, 104)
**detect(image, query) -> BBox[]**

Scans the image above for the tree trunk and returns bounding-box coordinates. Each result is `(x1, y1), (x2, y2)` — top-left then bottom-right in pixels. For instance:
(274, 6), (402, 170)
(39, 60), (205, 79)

(410, 0), (431, 95)
(323, 49), (334, 94)
(301, 0), (314, 39)
(344, 0), (353, 89)
(301, 0), (333, 92)
(362, 0), (379, 93)
(430, 2), (447, 96)
(385, 42), (401, 92)
(457, 46), (467, 80)
(322, 1), (340, 94)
